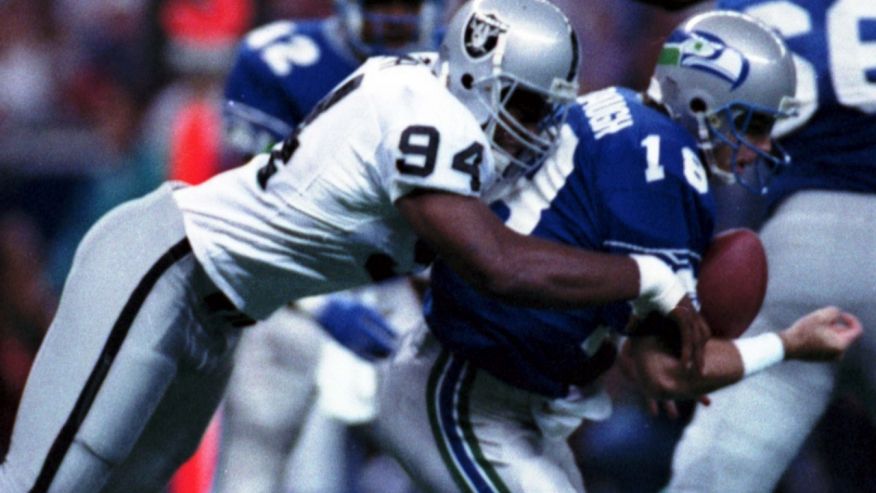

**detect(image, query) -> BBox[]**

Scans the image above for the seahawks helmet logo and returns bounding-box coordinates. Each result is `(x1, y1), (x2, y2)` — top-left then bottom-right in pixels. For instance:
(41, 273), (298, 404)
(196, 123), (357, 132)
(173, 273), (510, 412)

(464, 12), (504, 58)
(660, 31), (750, 90)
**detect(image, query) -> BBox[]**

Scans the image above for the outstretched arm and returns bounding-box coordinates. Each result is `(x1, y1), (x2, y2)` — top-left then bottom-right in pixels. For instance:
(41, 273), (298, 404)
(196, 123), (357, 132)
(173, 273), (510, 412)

(622, 306), (863, 402)
(398, 191), (643, 306)
(396, 190), (710, 372)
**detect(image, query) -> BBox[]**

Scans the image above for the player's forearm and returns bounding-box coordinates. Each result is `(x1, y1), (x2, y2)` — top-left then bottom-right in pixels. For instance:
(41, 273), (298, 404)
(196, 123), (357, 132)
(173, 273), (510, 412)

(476, 235), (694, 320)
(627, 337), (744, 399)
(706, 306), (862, 387)
(396, 191), (691, 309)
(633, 330), (806, 398)
(673, 339), (745, 397)
(482, 233), (643, 308)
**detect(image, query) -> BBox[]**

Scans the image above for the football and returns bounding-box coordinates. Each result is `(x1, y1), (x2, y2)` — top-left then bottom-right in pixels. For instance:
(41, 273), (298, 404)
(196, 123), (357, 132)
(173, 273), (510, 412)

(697, 228), (768, 339)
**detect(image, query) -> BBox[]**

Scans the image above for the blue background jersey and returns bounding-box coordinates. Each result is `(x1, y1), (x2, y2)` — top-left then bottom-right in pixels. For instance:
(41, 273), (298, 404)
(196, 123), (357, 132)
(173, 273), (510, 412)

(720, 0), (876, 209)
(425, 88), (716, 398)
(223, 17), (444, 158)
(223, 18), (361, 156)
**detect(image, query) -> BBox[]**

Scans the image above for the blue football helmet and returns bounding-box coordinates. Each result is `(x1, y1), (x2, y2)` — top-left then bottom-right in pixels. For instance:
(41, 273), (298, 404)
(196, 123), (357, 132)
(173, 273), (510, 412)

(335, 0), (443, 57)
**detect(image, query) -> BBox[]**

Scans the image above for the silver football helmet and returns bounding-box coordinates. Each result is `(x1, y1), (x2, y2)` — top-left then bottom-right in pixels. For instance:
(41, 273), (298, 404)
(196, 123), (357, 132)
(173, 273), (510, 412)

(336, 0), (442, 57)
(437, 0), (580, 198)
(650, 10), (798, 194)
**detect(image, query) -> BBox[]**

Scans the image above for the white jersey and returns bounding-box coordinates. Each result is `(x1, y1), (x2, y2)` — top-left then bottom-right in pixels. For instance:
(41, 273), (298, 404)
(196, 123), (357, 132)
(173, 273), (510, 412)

(174, 55), (494, 319)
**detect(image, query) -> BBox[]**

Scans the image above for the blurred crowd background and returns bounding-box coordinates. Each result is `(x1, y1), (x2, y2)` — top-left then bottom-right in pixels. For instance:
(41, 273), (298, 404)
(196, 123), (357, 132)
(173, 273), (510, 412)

(1, 1), (874, 492)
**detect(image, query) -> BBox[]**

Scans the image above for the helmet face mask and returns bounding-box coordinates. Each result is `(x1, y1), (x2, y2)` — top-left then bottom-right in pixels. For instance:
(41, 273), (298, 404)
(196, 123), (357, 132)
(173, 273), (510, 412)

(707, 101), (795, 193)
(651, 11), (798, 195)
(439, 0), (580, 200)
(486, 83), (572, 190)
(336, 0), (441, 57)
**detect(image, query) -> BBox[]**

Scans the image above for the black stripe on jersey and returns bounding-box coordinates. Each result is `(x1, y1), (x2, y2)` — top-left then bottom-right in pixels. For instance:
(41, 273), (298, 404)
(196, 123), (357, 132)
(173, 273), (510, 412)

(30, 238), (193, 493)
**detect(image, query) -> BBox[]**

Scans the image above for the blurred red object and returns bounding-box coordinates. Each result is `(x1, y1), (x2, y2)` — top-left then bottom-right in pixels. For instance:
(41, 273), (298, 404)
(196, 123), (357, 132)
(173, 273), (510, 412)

(169, 97), (221, 185)
(168, 415), (222, 493)
(161, 0), (254, 46)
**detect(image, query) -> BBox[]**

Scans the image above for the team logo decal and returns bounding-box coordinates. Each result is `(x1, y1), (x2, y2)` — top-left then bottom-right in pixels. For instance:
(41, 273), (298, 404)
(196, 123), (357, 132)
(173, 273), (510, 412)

(658, 31), (750, 90)
(464, 12), (504, 59)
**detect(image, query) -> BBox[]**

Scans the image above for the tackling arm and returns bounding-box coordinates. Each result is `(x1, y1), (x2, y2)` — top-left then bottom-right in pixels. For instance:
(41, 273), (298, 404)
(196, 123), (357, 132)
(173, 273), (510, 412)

(397, 191), (641, 307)
(396, 189), (711, 371)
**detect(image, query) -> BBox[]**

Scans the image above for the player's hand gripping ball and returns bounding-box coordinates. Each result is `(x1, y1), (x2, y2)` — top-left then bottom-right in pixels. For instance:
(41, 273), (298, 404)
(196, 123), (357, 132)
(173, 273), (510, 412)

(697, 228), (768, 339)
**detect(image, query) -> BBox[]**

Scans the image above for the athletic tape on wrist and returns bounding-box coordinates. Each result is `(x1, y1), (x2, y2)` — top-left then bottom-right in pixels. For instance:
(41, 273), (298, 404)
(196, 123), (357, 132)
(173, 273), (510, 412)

(630, 254), (686, 315)
(733, 332), (785, 377)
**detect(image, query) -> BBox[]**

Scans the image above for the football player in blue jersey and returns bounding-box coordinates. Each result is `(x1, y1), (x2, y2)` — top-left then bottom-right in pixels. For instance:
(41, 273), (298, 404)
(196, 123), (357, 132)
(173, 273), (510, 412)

(372, 10), (862, 493)
(667, 1), (876, 492)
(222, 0), (444, 162)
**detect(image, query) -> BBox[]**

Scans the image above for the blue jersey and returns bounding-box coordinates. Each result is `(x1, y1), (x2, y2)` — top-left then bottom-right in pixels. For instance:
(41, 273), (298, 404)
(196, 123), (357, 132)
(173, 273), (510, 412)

(720, 0), (876, 208)
(425, 87), (716, 398)
(223, 18), (362, 156)
(223, 17), (444, 159)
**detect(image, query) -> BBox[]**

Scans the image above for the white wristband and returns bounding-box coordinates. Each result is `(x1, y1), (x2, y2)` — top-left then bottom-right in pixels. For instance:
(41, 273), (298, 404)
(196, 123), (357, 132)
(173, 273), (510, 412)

(629, 254), (686, 315)
(733, 332), (785, 377)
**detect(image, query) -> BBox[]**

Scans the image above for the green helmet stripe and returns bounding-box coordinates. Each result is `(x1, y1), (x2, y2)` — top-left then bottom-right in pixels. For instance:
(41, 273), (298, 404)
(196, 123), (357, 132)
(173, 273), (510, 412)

(658, 46), (681, 66)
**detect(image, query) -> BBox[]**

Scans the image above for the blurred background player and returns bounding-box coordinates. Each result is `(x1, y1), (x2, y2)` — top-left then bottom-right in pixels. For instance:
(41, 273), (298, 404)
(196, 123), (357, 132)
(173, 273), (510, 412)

(666, 1), (876, 492)
(213, 2), (444, 492)
(222, 0), (443, 161)
(374, 10), (860, 493)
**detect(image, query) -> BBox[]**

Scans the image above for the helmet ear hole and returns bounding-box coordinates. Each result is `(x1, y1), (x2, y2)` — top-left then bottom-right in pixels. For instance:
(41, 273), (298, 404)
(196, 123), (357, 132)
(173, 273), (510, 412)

(461, 74), (474, 90)
(690, 97), (707, 113)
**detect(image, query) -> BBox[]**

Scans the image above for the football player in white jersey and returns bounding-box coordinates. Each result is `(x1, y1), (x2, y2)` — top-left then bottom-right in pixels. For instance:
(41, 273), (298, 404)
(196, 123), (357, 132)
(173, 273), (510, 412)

(0, 1), (712, 492)
(213, 2), (444, 491)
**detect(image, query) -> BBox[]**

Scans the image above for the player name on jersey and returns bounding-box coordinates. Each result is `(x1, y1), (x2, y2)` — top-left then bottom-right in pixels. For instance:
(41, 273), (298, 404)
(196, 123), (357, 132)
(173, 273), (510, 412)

(581, 87), (634, 140)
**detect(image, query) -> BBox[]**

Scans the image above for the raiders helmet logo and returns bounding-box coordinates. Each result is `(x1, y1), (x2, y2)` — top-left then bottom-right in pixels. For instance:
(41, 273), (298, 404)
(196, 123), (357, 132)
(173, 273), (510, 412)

(464, 12), (504, 59)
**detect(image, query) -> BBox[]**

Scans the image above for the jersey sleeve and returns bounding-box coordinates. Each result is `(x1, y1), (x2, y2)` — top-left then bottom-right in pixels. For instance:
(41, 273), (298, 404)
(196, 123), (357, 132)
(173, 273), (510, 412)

(370, 67), (495, 203)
